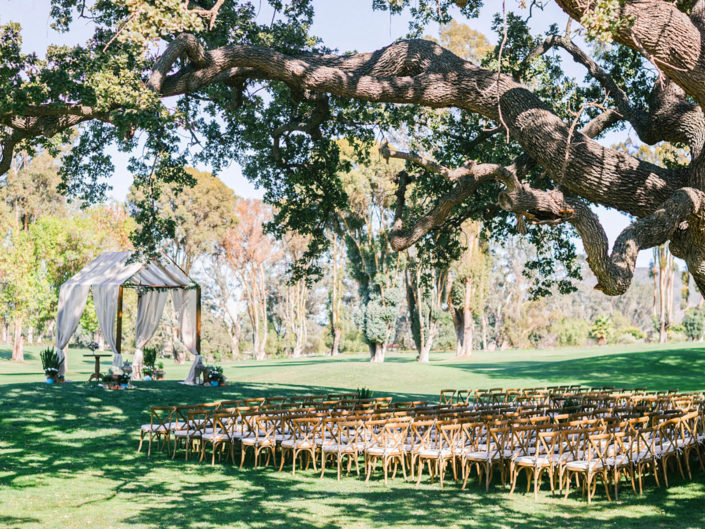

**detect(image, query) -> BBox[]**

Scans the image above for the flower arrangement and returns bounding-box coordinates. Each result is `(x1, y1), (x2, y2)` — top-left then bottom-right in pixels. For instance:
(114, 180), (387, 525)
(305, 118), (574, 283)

(102, 362), (133, 389)
(205, 365), (226, 386)
(40, 347), (64, 383)
(88, 342), (100, 352)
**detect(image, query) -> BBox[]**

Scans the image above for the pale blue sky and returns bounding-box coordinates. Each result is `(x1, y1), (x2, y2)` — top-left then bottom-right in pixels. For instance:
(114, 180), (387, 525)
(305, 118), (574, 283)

(0, 0), (650, 266)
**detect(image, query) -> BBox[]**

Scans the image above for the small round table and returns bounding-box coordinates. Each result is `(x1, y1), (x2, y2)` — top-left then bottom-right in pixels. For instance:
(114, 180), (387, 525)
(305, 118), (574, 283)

(84, 354), (114, 382)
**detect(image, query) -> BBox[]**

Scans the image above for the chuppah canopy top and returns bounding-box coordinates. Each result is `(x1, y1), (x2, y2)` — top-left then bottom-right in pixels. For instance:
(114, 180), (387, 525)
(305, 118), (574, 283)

(55, 251), (204, 384)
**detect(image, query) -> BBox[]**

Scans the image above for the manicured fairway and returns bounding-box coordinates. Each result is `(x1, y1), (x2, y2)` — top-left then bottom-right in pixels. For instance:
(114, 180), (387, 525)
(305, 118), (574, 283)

(1, 344), (704, 529)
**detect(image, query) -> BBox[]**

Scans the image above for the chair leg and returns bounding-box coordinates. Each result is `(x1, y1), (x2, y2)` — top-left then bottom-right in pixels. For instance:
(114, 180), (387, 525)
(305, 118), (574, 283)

(602, 471), (611, 501)
(416, 458), (424, 487)
(138, 432), (145, 453)
(509, 463), (518, 494)
(533, 468), (540, 501)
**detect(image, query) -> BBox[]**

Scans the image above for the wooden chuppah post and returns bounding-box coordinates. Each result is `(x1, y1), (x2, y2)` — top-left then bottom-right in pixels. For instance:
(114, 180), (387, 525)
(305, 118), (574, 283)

(116, 285), (124, 354)
(196, 285), (201, 355)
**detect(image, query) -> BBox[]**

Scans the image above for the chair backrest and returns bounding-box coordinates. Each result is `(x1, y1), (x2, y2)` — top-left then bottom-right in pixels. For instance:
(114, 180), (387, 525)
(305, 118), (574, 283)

(254, 413), (278, 444)
(408, 419), (435, 452)
(461, 421), (485, 451)
(150, 406), (176, 431)
(212, 410), (238, 438)
(291, 416), (322, 445)
(440, 389), (456, 405)
(337, 419), (365, 448)
(586, 432), (612, 467)
(435, 421), (461, 452)
(379, 420), (411, 452)
(264, 396), (286, 407)
(536, 429), (559, 461)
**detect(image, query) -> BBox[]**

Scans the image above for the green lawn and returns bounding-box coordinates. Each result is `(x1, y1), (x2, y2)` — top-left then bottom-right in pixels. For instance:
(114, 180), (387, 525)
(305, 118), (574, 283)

(1, 343), (704, 529)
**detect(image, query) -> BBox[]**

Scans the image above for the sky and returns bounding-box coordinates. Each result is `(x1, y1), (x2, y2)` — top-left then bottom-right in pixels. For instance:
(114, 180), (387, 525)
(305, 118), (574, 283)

(0, 0), (651, 266)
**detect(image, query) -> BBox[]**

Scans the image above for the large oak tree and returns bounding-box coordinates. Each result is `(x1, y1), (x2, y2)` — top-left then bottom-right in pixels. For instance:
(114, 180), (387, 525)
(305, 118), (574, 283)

(3, 0), (705, 302)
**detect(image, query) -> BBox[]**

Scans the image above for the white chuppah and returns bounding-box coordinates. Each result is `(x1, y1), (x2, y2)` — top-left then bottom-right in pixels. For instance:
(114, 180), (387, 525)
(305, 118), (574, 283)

(55, 251), (204, 384)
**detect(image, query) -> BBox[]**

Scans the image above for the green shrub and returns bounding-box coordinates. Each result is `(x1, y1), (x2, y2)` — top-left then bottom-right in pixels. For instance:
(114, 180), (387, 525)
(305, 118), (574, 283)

(590, 315), (613, 344)
(620, 326), (645, 339)
(669, 323), (687, 335)
(356, 387), (374, 400)
(553, 318), (590, 347)
(142, 346), (159, 368)
(682, 308), (705, 341)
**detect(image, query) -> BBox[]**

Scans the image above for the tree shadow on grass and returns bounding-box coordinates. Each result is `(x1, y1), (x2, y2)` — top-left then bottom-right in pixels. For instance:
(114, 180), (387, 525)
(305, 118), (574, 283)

(443, 347), (705, 392)
(118, 458), (705, 529)
(1, 379), (704, 528)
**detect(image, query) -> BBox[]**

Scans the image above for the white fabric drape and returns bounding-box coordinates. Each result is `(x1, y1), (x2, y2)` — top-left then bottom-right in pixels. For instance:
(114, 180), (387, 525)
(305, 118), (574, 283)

(92, 284), (122, 368)
(132, 290), (168, 379)
(55, 284), (91, 377)
(172, 289), (201, 384)
(55, 252), (198, 379)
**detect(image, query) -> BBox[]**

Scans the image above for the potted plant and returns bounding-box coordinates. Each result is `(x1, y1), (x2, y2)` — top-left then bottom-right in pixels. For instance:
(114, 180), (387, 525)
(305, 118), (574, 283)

(142, 365), (154, 381)
(117, 362), (132, 388)
(102, 372), (117, 389)
(154, 361), (165, 380)
(40, 347), (64, 384)
(205, 365), (226, 386)
(356, 387), (374, 400)
(117, 371), (131, 388)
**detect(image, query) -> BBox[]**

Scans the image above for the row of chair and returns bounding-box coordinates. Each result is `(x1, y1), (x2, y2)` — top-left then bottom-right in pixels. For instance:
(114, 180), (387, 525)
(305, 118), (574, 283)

(137, 387), (705, 501)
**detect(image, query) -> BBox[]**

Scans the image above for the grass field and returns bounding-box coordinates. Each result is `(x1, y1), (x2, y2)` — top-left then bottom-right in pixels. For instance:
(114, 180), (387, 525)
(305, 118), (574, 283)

(1, 343), (704, 529)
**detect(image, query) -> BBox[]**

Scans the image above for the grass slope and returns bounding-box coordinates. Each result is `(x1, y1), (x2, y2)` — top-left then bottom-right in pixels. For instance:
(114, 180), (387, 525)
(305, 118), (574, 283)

(1, 344), (704, 529)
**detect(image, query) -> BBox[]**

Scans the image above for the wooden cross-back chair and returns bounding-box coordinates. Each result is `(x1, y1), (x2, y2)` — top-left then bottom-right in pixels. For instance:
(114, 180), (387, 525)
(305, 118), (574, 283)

(279, 415), (323, 475)
(365, 418), (411, 486)
(509, 425), (558, 500)
(240, 413), (278, 468)
(563, 432), (613, 504)
(320, 418), (366, 480)
(414, 420), (460, 488)
(138, 406), (176, 456)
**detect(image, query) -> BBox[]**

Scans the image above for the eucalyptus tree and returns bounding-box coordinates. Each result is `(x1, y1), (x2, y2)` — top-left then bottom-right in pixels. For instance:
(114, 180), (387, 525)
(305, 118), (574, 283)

(5, 1), (705, 311)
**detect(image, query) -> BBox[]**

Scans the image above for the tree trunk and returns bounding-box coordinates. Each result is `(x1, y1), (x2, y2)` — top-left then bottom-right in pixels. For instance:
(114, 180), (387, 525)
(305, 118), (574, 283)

(369, 342), (386, 363)
(329, 325), (342, 356)
(417, 339), (431, 363)
(480, 313), (487, 350)
(12, 319), (24, 362)
(229, 325), (240, 360)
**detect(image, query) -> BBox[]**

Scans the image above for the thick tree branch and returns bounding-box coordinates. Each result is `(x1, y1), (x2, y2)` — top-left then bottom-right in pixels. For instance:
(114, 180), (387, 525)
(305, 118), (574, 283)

(0, 129), (26, 177)
(271, 93), (330, 167)
(529, 33), (705, 154)
(153, 37), (683, 220)
(555, 0), (705, 111)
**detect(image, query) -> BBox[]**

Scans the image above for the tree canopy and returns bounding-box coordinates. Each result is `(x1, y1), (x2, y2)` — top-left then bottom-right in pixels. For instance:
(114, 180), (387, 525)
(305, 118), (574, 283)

(3, 0), (705, 300)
